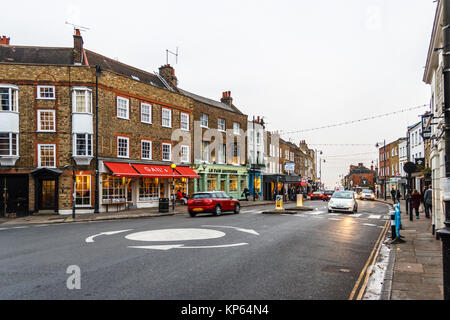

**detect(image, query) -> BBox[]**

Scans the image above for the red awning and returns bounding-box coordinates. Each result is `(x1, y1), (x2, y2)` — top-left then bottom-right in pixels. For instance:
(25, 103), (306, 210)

(175, 166), (200, 178)
(132, 164), (182, 178)
(104, 162), (140, 177)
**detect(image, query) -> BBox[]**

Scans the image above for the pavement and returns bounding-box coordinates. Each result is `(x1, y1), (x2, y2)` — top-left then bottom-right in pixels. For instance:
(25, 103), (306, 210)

(375, 198), (444, 300)
(0, 199), (275, 226)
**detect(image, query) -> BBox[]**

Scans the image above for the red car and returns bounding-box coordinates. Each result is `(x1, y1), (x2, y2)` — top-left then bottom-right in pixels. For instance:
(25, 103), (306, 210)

(309, 191), (324, 200)
(322, 190), (334, 201)
(187, 191), (240, 217)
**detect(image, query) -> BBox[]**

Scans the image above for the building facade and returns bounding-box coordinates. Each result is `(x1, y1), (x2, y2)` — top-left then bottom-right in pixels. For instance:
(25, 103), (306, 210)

(247, 116), (267, 199)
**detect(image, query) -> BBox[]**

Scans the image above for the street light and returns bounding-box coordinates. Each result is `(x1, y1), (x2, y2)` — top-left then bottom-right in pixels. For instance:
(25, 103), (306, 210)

(319, 158), (326, 190)
(171, 163), (176, 212)
(375, 140), (387, 201)
(94, 65), (104, 214)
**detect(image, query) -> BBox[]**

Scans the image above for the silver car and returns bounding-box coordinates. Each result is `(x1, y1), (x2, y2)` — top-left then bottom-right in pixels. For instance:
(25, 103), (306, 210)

(361, 189), (375, 200)
(328, 191), (358, 213)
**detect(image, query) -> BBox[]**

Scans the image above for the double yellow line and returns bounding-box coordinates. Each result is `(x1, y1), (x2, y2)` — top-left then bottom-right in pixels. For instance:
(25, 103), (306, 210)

(348, 220), (390, 300)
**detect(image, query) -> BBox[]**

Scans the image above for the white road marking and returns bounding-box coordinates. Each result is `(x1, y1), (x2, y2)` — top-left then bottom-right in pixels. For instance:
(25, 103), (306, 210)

(86, 229), (133, 243)
(363, 223), (377, 227)
(349, 214), (362, 218)
(369, 215), (382, 219)
(125, 228), (225, 242)
(307, 211), (325, 215)
(128, 243), (249, 251)
(0, 228), (9, 231)
(328, 218), (342, 221)
(11, 226), (28, 229)
(202, 225), (260, 236)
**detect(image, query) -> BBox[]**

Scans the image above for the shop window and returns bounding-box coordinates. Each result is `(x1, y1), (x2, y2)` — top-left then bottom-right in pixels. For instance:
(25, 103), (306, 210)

(208, 175), (217, 191)
(230, 175), (238, 192)
(139, 178), (159, 201)
(102, 175), (126, 203)
(76, 175), (91, 207)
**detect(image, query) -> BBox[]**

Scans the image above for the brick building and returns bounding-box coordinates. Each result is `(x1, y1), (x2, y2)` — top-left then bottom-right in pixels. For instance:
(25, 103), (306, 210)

(0, 30), (201, 215)
(346, 163), (375, 190)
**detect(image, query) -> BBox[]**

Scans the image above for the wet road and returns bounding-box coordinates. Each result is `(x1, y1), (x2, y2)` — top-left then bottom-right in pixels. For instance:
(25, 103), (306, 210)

(0, 199), (390, 300)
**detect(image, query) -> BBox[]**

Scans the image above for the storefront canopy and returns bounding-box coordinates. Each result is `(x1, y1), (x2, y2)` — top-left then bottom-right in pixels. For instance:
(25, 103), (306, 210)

(104, 162), (140, 177)
(132, 164), (182, 178)
(175, 166), (200, 178)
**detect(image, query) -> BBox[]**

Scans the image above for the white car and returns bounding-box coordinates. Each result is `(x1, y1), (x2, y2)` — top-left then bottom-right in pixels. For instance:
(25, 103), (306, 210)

(360, 189), (375, 200)
(328, 191), (358, 213)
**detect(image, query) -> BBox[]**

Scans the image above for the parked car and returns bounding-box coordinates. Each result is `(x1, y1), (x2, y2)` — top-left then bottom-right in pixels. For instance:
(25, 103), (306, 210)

(322, 190), (334, 201)
(309, 191), (324, 200)
(360, 189), (375, 200)
(328, 191), (358, 213)
(187, 191), (240, 217)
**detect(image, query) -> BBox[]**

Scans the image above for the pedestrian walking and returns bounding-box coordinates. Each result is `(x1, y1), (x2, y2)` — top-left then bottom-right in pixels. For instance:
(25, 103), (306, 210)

(396, 189), (401, 203)
(242, 187), (250, 201)
(411, 189), (422, 219)
(390, 187), (396, 204)
(423, 185), (432, 219)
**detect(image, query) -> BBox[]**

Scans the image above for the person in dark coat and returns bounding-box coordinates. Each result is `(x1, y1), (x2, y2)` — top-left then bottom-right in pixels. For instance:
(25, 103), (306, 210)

(390, 188), (396, 204)
(242, 187), (250, 201)
(411, 189), (422, 219)
(423, 185), (432, 219)
(396, 189), (401, 203)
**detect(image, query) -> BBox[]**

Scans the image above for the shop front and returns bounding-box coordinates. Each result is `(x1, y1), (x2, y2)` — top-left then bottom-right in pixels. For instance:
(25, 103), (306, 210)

(193, 164), (248, 200)
(262, 174), (285, 201)
(248, 165), (264, 200)
(100, 161), (198, 212)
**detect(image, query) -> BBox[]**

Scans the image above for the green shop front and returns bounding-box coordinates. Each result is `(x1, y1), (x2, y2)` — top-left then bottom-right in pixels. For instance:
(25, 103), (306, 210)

(193, 164), (249, 200)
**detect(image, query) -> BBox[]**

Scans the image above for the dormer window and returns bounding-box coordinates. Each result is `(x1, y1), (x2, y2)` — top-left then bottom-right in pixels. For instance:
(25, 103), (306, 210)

(0, 85), (18, 112)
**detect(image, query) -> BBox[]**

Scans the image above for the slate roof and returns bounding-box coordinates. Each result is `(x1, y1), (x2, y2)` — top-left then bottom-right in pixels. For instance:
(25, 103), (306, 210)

(178, 88), (244, 115)
(0, 45), (73, 65)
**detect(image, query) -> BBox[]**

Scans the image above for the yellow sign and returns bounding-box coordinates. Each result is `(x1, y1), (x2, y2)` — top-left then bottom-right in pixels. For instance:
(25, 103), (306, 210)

(276, 195), (283, 210)
(297, 194), (303, 207)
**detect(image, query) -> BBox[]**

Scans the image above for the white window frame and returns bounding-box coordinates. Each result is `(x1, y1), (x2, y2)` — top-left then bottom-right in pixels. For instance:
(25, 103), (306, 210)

(37, 85), (55, 100)
(162, 108), (172, 128)
(181, 145), (190, 163)
(72, 87), (92, 114)
(37, 110), (56, 132)
(162, 143), (172, 161)
(233, 122), (240, 135)
(117, 97), (130, 120)
(0, 84), (19, 112)
(38, 144), (56, 168)
(218, 118), (226, 131)
(180, 112), (189, 131)
(200, 113), (209, 128)
(141, 103), (152, 124)
(117, 136), (130, 158)
(141, 140), (152, 160)
(73, 133), (93, 157)
(0, 132), (18, 156)
(75, 174), (91, 207)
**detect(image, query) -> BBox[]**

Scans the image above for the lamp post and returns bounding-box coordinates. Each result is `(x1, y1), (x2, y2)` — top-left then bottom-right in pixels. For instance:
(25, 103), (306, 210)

(319, 158), (326, 190)
(94, 65), (104, 214)
(171, 163), (176, 212)
(72, 165), (76, 219)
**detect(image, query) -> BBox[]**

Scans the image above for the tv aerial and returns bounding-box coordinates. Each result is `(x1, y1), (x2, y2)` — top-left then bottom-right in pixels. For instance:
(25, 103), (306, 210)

(166, 47), (179, 65)
(65, 21), (90, 34)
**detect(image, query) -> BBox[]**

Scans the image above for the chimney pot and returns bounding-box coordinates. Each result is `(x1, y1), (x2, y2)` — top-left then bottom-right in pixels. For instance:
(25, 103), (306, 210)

(0, 36), (10, 45)
(75, 29), (81, 36)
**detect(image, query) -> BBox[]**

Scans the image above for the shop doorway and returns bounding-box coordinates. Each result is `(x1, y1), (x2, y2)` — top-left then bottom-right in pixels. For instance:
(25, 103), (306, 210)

(0, 175), (29, 217)
(31, 167), (62, 213)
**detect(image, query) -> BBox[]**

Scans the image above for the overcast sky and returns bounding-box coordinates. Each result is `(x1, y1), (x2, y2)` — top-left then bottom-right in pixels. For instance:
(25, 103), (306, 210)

(2, 0), (436, 188)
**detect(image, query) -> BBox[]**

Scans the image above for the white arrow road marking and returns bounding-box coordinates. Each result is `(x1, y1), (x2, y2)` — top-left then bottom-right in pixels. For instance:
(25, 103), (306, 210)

(128, 243), (248, 251)
(85, 229), (133, 243)
(201, 225), (260, 236)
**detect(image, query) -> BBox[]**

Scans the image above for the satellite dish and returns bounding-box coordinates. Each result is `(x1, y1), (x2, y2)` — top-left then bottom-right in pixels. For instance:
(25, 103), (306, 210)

(404, 162), (416, 174)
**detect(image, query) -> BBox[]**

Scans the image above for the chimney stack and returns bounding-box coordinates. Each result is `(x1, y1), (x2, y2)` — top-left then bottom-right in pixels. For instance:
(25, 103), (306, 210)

(0, 36), (10, 46)
(221, 91), (233, 106)
(158, 64), (178, 87)
(73, 29), (84, 65)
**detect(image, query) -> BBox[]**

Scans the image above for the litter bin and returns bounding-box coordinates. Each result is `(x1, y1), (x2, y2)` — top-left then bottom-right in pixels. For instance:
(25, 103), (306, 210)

(159, 198), (169, 213)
